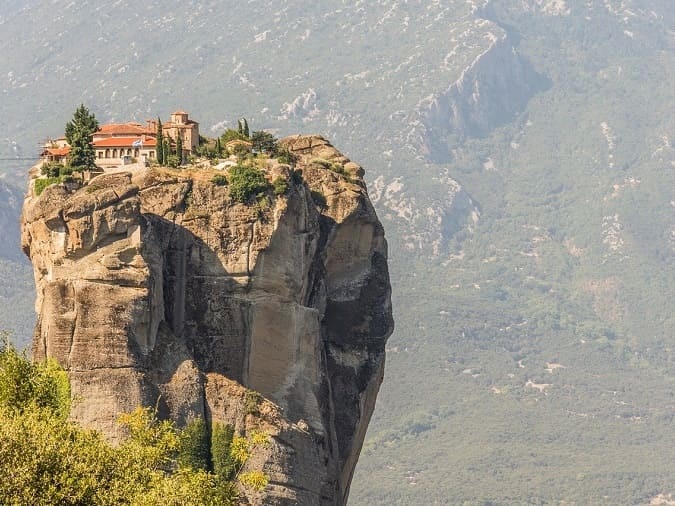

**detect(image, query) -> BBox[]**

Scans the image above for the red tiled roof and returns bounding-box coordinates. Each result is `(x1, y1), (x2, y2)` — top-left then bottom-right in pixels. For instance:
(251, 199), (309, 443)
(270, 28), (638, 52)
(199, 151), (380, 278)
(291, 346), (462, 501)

(97, 123), (152, 136)
(44, 147), (70, 156)
(93, 137), (157, 147)
(172, 110), (188, 115)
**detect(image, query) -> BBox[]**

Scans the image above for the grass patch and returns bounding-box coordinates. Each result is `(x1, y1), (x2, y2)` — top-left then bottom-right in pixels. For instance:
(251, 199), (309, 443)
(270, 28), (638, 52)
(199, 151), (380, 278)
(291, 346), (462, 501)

(34, 177), (62, 196)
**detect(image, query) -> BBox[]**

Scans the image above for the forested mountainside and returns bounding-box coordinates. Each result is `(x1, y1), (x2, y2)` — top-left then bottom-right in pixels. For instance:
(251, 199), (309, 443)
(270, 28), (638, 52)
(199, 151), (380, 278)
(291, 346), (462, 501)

(0, 179), (33, 343)
(1, 0), (673, 503)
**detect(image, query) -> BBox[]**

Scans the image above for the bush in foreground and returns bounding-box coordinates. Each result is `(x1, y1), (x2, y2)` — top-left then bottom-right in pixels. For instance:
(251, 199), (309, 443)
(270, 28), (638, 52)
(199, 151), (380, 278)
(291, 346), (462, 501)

(0, 335), (268, 505)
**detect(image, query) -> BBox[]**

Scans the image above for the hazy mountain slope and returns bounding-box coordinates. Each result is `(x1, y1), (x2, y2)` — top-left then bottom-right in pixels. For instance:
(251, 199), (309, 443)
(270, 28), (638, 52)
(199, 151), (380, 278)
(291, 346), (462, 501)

(0, 179), (34, 346)
(352, 2), (674, 503)
(0, 0), (673, 503)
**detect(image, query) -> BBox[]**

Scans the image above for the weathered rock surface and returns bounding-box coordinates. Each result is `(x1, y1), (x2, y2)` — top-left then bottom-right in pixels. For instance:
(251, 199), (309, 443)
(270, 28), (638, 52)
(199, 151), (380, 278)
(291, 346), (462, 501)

(21, 135), (393, 505)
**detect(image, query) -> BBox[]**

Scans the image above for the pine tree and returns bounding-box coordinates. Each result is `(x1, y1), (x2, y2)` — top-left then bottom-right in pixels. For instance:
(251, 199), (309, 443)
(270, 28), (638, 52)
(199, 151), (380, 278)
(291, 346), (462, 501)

(65, 104), (99, 171)
(156, 118), (164, 165)
(250, 130), (278, 155)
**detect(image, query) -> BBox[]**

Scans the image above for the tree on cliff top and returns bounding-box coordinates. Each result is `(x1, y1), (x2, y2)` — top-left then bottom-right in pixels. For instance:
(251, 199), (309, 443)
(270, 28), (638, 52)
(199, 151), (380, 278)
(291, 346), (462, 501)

(65, 104), (99, 171)
(156, 117), (165, 165)
(250, 130), (278, 156)
(237, 118), (249, 138)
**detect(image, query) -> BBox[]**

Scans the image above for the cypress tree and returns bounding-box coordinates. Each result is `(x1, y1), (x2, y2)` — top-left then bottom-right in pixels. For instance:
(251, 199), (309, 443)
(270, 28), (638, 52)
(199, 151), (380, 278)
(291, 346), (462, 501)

(176, 134), (183, 165)
(242, 118), (249, 138)
(156, 118), (164, 165)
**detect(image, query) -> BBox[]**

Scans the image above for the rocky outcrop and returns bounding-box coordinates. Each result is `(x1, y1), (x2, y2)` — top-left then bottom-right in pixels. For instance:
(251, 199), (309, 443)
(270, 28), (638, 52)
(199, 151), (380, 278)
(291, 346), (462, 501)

(20, 135), (393, 505)
(417, 28), (550, 163)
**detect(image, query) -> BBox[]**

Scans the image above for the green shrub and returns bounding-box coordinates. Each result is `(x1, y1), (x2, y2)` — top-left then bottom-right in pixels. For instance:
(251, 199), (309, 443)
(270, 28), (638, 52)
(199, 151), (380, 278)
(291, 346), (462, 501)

(211, 423), (237, 480)
(276, 148), (297, 165)
(41, 162), (64, 178)
(310, 157), (332, 169)
(231, 143), (250, 158)
(272, 176), (289, 196)
(239, 470), (269, 492)
(177, 417), (210, 471)
(0, 334), (70, 419)
(310, 158), (347, 176)
(166, 154), (180, 168)
(34, 177), (62, 196)
(0, 335), (267, 504)
(212, 174), (228, 186)
(228, 165), (269, 203)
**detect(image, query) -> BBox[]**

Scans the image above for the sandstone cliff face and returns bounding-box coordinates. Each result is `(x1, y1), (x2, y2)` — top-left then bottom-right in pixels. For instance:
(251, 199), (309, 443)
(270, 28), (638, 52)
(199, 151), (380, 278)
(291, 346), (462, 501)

(20, 135), (393, 505)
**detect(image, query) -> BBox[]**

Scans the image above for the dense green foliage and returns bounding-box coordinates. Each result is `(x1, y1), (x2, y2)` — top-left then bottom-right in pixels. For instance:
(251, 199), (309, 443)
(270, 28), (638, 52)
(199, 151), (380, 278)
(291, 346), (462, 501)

(276, 148), (297, 166)
(0, 340), (268, 504)
(177, 418), (211, 471)
(35, 163), (76, 196)
(250, 131), (278, 156)
(272, 176), (288, 196)
(0, 332), (69, 418)
(211, 423), (237, 480)
(165, 154), (180, 168)
(227, 165), (269, 203)
(34, 177), (62, 196)
(211, 174), (228, 186)
(65, 104), (98, 171)
(220, 128), (248, 145)
(40, 162), (67, 178)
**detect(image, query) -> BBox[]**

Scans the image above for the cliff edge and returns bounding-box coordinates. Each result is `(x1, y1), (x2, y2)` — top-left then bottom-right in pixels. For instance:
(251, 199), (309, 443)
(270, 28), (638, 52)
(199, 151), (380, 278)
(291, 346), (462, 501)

(20, 135), (394, 505)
